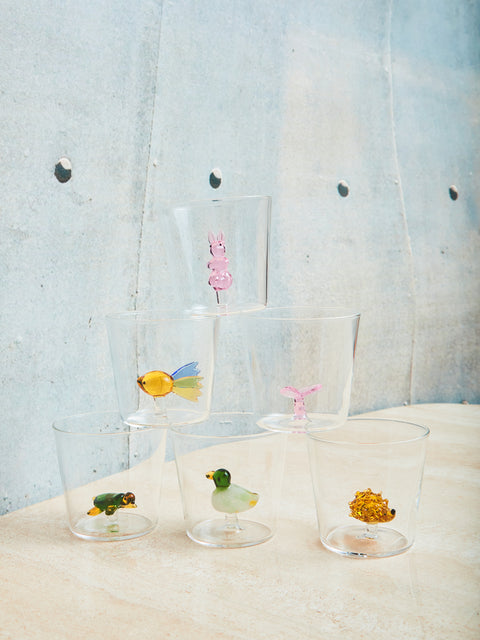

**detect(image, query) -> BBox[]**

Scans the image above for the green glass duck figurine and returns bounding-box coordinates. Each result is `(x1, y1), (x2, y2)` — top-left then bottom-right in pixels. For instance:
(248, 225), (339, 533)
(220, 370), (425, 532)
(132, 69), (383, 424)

(87, 492), (137, 517)
(206, 469), (259, 514)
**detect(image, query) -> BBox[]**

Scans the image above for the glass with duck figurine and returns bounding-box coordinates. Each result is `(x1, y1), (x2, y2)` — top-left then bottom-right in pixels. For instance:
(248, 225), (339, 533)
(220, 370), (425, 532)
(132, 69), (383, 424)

(171, 413), (287, 548)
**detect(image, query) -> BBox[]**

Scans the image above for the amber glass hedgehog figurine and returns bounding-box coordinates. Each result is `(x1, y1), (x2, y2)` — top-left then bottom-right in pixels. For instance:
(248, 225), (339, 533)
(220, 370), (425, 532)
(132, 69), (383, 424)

(349, 488), (396, 524)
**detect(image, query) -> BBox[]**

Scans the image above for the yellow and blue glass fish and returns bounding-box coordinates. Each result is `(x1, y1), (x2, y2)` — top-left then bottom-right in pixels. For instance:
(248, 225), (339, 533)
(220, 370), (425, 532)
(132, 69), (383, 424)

(137, 361), (203, 402)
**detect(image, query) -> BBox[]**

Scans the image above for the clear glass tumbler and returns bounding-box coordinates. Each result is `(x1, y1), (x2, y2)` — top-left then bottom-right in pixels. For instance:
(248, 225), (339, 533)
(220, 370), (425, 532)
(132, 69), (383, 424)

(307, 417), (430, 558)
(106, 310), (217, 427)
(165, 195), (271, 314)
(53, 411), (167, 541)
(172, 413), (287, 548)
(243, 307), (360, 432)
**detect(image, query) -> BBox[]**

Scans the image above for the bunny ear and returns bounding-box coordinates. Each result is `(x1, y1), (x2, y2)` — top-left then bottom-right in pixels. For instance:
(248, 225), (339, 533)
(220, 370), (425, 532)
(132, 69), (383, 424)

(217, 231), (225, 242)
(208, 231), (216, 244)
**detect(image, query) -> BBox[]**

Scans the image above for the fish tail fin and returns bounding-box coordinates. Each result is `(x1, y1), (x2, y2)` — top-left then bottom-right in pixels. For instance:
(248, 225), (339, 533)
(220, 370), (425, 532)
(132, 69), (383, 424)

(171, 361), (200, 380)
(172, 376), (203, 402)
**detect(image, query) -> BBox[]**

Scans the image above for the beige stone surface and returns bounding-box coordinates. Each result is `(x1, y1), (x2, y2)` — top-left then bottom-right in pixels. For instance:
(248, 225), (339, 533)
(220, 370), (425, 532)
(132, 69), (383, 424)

(1, 404), (479, 639)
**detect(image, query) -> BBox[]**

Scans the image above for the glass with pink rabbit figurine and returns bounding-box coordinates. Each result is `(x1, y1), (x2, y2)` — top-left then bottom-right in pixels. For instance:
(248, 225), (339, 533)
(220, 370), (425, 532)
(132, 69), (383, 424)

(163, 196), (271, 314)
(242, 307), (361, 433)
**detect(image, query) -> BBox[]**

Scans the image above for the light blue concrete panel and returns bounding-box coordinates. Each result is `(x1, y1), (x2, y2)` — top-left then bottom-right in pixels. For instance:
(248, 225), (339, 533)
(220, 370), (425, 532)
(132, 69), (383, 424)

(391, 0), (480, 403)
(268, 8), (416, 413)
(0, 1), (478, 514)
(0, 1), (161, 513)
(140, 1), (417, 414)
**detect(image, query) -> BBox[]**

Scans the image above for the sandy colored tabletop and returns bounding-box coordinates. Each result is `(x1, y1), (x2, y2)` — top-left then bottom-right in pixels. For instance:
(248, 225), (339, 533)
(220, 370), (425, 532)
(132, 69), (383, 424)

(2, 404), (479, 639)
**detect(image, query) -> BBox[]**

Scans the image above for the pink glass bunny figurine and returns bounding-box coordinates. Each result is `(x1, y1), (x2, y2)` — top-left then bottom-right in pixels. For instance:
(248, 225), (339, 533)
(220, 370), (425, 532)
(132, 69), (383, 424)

(280, 384), (322, 421)
(208, 231), (233, 303)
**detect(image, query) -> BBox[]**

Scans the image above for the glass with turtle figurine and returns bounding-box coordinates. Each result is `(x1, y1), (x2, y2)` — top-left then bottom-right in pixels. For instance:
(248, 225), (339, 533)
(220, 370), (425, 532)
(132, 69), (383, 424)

(53, 411), (166, 541)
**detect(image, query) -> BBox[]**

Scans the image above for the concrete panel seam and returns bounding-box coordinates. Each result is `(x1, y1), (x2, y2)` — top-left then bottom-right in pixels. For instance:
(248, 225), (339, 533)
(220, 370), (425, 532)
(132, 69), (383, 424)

(134, 0), (165, 311)
(386, 0), (417, 404)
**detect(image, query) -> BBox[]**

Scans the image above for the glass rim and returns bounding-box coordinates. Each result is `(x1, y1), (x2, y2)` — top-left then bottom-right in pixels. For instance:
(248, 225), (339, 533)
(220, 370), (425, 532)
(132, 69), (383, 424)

(52, 410), (165, 436)
(105, 309), (217, 323)
(243, 306), (361, 321)
(306, 417), (430, 445)
(170, 412), (280, 440)
(169, 194), (272, 210)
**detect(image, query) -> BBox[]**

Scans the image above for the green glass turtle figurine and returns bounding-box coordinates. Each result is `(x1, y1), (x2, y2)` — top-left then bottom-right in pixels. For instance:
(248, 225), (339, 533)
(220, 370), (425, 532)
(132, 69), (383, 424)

(87, 492), (137, 517)
(206, 469), (259, 514)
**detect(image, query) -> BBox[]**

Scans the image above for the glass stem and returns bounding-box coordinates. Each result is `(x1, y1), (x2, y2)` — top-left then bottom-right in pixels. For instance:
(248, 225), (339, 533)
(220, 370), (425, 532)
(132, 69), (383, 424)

(106, 511), (120, 533)
(153, 396), (169, 424)
(364, 523), (378, 539)
(224, 513), (242, 532)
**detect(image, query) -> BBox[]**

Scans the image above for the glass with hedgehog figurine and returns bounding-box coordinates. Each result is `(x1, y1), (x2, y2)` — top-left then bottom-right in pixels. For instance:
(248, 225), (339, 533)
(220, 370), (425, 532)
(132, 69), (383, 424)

(307, 417), (430, 557)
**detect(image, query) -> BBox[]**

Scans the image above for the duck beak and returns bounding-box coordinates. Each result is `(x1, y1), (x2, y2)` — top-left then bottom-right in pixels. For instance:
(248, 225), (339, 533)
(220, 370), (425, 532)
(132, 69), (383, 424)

(206, 471), (214, 479)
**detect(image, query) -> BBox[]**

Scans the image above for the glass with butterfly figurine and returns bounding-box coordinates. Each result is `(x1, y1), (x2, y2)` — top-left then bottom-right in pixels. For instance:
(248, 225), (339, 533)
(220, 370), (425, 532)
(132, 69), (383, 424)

(242, 307), (360, 433)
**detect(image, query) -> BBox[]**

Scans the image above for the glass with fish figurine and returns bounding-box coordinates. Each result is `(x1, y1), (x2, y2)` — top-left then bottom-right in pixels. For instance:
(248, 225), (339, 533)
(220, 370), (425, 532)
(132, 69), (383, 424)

(306, 418), (430, 557)
(171, 413), (287, 548)
(160, 195), (271, 314)
(106, 310), (217, 427)
(53, 411), (167, 541)
(242, 307), (360, 432)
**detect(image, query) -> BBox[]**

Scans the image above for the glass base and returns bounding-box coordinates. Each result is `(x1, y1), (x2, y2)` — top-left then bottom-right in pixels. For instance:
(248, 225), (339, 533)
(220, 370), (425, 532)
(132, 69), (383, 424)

(189, 301), (267, 316)
(70, 512), (155, 542)
(188, 518), (273, 548)
(258, 413), (343, 434)
(322, 524), (411, 558)
(124, 408), (207, 428)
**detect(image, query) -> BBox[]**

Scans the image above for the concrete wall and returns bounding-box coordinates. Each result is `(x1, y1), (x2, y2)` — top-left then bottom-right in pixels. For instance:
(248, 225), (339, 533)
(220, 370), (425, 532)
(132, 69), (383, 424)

(1, 1), (478, 514)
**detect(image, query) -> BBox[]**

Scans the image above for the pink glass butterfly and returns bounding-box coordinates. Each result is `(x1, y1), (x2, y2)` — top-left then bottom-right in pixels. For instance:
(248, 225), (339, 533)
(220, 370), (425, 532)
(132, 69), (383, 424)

(280, 384), (322, 421)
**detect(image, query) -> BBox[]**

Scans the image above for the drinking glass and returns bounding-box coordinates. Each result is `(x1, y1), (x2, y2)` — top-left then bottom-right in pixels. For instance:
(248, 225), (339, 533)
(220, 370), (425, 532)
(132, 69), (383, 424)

(164, 195), (271, 314)
(106, 310), (217, 427)
(243, 307), (360, 432)
(53, 411), (166, 541)
(307, 417), (429, 557)
(172, 413), (287, 548)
